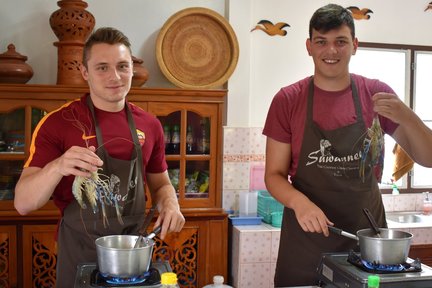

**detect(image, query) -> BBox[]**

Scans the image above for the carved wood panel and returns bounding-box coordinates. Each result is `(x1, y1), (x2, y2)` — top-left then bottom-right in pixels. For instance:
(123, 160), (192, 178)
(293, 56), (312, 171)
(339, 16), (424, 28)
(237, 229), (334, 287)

(151, 217), (227, 288)
(0, 225), (17, 288)
(22, 225), (57, 288)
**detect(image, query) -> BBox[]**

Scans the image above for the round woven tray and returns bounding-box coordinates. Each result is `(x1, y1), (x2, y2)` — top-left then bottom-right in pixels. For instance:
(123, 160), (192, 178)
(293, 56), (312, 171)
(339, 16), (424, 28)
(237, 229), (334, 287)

(156, 7), (239, 89)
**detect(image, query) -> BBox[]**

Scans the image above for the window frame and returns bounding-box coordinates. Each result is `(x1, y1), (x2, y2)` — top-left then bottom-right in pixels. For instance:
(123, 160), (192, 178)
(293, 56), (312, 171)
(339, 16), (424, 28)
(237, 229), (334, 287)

(358, 42), (432, 194)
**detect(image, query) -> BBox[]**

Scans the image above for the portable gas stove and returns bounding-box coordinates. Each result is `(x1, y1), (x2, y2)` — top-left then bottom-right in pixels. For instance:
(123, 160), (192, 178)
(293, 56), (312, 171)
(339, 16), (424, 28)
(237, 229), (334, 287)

(317, 251), (432, 288)
(74, 261), (171, 288)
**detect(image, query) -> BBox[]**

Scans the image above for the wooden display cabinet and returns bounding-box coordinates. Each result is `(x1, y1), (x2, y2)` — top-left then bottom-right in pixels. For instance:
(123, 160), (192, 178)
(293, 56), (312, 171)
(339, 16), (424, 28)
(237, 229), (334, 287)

(0, 84), (228, 288)
(410, 244), (432, 267)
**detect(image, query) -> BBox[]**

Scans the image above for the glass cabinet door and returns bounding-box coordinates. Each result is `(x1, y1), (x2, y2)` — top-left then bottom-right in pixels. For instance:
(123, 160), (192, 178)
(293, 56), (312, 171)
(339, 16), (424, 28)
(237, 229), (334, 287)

(0, 100), (64, 203)
(147, 102), (218, 208)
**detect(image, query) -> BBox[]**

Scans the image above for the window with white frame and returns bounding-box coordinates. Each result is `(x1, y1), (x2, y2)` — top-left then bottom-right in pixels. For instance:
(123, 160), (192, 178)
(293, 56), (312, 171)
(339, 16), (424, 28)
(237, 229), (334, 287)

(349, 43), (432, 193)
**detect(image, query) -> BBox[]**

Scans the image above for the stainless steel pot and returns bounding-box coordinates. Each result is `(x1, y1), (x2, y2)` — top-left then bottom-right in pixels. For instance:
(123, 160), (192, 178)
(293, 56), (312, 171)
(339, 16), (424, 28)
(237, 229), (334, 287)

(328, 226), (413, 265)
(357, 228), (413, 265)
(95, 235), (155, 278)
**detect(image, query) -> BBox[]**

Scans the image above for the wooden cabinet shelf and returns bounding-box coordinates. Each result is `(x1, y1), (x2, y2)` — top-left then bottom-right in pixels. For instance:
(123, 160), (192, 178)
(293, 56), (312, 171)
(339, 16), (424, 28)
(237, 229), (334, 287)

(0, 84), (227, 288)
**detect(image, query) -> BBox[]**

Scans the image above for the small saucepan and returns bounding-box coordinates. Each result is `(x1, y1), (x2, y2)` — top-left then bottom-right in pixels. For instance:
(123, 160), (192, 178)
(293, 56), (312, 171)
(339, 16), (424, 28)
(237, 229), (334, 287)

(328, 225), (413, 265)
(95, 226), (161, 278)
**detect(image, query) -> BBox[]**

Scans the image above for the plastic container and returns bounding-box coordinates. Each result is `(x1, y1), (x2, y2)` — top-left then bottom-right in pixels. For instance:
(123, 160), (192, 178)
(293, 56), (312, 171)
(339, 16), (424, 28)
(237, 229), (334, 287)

(239, 191), (258, 216)
(229, 215), (263, 225)
(161, 272), (179, 287)
(271, 211), (283, 228)
(423, 192), (432, 215)
(249, 163), (266, 191)
(367, 274), (380, 287)
(257, 190), (284, 224)
(203, 275), (233, 288)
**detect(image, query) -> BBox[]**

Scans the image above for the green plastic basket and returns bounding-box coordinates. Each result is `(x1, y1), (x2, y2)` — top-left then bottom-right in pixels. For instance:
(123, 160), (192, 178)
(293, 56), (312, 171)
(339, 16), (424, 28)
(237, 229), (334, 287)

(257, 190), (284, 224)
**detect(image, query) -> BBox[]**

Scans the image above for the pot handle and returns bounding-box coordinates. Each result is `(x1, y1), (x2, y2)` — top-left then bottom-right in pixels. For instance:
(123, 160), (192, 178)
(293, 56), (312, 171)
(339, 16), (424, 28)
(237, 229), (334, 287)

(363, 208), (381, 236)
(328, 225), (359, 241)
(146, 226), (162, 240)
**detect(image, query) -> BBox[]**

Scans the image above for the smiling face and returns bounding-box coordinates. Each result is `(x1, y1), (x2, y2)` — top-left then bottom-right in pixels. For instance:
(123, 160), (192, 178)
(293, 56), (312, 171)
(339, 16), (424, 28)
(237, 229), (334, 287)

(81, 43), (133, 112)
(306, 24), (358, 90)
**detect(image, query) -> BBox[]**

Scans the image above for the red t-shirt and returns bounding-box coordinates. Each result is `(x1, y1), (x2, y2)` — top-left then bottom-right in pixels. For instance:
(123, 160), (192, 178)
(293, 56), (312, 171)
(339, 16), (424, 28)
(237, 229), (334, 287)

(263, 74), (399, 177)
(26, 94), (167, 214)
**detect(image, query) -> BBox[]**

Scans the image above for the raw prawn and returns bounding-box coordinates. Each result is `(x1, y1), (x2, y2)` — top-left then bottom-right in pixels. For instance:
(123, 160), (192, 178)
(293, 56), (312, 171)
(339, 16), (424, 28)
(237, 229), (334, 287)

(72, 168), (125, 228)
(359, 115), (384, 182)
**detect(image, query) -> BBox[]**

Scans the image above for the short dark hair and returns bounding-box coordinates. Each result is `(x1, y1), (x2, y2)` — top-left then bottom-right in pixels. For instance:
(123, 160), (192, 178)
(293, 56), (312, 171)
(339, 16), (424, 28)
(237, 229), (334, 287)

(309, 4), (355, 39)
(82, 27), (132, 68)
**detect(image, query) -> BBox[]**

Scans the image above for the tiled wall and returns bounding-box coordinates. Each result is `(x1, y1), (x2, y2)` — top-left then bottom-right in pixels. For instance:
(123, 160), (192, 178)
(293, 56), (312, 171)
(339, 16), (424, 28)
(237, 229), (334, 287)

(223, 127), (431, 288)
(222, 127), (266, 213)
(222, 126), (429, 215)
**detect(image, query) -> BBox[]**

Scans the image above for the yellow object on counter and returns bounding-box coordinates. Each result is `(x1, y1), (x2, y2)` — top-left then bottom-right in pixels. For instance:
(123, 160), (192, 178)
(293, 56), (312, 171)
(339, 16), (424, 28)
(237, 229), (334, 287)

(161, 272), (179, 287)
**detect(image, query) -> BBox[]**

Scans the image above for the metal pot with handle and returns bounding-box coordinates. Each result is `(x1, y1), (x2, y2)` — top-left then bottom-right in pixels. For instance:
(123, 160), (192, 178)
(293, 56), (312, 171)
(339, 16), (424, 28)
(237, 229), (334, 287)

(328, 208), (413, 265)
(95, 226), (161, 278)
(328, 225), (413, 264)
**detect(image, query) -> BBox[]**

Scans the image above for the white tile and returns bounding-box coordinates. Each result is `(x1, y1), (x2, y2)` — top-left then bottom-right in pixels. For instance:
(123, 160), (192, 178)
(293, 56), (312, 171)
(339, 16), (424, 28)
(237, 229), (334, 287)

(231, 227), (240, 287)
(270, 262), (277, 288)
(223, 162), (250, 190)
(393, 194), (417, 211)
(240, 231), (272, 263)
(382, 194), (395, 211)
(223, 127), (251, 155)
(271, 230), (281, 263)
(409, 227), (432, 245)
(249, 127), (266, 155)
(223, 189), (240, 212)
(239, 263), (271, 288)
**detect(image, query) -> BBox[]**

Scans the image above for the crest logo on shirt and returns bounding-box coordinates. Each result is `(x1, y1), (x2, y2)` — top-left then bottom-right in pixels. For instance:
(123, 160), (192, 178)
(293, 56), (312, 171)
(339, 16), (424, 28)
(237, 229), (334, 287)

(136, 129), (145, 146)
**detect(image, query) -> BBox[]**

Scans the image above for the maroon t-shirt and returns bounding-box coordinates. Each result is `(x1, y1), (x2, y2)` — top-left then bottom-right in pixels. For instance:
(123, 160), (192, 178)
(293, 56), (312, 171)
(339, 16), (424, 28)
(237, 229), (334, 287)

(26, 94), (167, 214)
(263, 74), (399, 177)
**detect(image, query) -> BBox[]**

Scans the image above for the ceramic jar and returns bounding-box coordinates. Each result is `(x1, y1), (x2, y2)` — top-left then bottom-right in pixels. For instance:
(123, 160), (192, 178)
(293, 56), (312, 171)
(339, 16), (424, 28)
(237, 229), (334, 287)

(131, 55), (149, 87)
(0, 44), (34, 84)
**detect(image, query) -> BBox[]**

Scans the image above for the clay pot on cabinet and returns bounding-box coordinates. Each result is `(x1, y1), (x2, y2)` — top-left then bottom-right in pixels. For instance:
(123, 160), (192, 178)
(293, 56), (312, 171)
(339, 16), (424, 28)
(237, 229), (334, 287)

(131, 56), (149, 87)
(0, 44), (34, 84)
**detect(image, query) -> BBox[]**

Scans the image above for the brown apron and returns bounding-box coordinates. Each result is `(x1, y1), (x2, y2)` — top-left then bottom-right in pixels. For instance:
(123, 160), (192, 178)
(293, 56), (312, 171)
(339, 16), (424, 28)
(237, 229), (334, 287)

(56, 98), (151, 287)
(274, 77), (386, 287)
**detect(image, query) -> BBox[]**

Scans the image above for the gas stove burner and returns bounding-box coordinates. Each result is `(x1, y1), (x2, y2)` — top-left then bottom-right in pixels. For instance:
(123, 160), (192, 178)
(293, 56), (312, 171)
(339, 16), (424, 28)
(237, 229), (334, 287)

(347, 250), (422, 274)
(90, 267), (160, 287)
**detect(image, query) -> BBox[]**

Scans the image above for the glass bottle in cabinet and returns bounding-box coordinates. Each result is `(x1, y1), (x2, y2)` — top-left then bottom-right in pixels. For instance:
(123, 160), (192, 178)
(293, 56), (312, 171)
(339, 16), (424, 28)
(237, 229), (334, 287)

(163, 124), (172, 154)
(149, 102), (218, 208)
(186, 125), (194, 154)
(171, 125), (180, 154)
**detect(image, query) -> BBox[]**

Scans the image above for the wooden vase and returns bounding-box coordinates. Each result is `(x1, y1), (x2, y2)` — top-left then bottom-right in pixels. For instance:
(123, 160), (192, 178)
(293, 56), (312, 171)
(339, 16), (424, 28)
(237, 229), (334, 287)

(49, 0), (95, 85)
(0, 44), (34, 84)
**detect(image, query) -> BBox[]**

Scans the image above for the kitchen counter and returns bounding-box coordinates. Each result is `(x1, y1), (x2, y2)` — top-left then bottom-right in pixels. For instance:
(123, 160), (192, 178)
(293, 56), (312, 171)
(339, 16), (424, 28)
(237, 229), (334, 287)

(229, 210), (432, 288)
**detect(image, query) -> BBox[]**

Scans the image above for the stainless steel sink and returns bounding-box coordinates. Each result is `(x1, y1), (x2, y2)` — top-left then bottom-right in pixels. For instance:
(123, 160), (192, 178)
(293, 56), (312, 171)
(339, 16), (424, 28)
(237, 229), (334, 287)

(386, 211), (432, 224)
